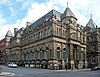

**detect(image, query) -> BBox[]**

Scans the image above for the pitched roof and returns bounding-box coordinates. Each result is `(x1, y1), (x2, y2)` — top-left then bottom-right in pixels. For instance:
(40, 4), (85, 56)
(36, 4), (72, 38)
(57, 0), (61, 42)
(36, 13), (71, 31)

(29, 9), (62, 29)
(86, 18), (96, 29)
(61, 7), (77, 19)
(86, 18), (97, 32)
(5, 30), (13, 37)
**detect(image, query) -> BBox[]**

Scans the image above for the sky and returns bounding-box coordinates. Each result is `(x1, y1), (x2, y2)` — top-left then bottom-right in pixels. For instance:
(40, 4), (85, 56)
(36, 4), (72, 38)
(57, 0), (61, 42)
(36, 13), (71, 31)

(0, 0), (100, 40)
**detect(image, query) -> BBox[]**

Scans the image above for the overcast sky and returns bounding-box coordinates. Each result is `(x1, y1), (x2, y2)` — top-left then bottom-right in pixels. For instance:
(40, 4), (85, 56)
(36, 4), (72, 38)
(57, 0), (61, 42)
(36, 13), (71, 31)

(0, 0), (100, 40)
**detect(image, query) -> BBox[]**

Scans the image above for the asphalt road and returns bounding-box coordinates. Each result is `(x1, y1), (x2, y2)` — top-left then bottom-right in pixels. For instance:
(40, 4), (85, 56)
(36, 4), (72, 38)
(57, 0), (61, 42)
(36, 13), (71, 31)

(1, 65), (100, 77)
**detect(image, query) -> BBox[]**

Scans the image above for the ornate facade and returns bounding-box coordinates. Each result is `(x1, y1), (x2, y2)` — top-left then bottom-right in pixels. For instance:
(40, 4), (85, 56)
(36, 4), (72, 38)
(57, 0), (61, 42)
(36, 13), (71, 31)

(85, 17), (100, 68)
(0, 30), (13, 64)
(5, 6), (87, 70)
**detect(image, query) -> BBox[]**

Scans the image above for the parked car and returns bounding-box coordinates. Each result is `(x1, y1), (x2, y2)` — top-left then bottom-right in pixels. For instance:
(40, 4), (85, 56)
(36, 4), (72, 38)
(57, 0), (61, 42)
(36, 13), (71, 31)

(8, 63), (17, 68)
(91, 66), (100, 70)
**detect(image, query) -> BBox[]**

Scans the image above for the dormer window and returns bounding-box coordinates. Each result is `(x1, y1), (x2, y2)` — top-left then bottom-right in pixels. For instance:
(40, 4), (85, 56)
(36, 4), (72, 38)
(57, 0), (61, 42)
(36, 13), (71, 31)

(46, 18), (48, 21)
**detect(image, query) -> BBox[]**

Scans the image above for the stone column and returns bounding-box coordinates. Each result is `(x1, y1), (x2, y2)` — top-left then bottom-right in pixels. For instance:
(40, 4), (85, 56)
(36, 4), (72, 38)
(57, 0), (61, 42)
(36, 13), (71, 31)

(61, 43), (65, 69)
(84, 48), (87, 61)
(61, 43), (63, 60)
(84, 48), (87, 68)
(76, 45), (80, 69)
(49, 41), (58, 69)
(70, 44), (74, 70)
(70, 44), (73, 61)
(51, 41), (56, 59)
(77, 46), (80, 61)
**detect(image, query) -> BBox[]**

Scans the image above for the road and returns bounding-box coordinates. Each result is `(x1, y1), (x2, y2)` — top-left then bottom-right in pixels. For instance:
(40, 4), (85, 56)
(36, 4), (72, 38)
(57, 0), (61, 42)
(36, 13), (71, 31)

(1, 65), (100, 77)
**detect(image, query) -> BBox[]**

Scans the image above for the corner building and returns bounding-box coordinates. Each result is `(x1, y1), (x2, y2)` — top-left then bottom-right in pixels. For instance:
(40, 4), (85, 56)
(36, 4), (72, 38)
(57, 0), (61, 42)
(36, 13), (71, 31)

(6, 6), (87, 70)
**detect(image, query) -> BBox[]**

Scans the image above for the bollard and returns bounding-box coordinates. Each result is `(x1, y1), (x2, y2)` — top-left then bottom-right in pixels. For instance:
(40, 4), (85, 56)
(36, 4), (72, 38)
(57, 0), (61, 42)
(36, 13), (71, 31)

(0, 67), (2, 73)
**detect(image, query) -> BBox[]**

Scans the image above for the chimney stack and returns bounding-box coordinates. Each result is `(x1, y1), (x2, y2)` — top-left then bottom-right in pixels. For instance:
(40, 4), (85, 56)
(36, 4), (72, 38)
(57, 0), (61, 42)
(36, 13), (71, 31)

(26, 22), (31, 28)
(14, 28), (18, 36)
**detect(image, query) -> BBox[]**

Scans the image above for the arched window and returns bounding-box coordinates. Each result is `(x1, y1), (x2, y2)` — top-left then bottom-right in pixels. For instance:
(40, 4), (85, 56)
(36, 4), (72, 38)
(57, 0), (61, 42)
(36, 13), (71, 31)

(63, 48), (67, 61)
(46, 50), (49, 60)
(30, 52), (33, 60)
(46, 47), (51, 60)
(57, 47), (60, 59)
(57, 27), (58, 35)
(29, 52), (32, 60)
(43, 30), (45, 37)
(40, 49), (43, 60)
(38, 32), (40, 39)
(22, 53), (24, 61)
(41, 31), (43, 38)
(45, 29), (47, 37)
(80, 51), (83, 60)
(26, 52), (29, 60)
(34, 50), (37, 60)
(48, 27), (51, 36)
(24, 53), (26, 61)
(59, 28), (61, 36)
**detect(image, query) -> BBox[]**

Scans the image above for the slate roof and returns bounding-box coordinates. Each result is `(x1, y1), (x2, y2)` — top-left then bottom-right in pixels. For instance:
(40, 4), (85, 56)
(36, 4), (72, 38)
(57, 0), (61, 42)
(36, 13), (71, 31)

(15, 27), (25, 37)
(86, 18), (96, 29)
(5, 30), (13, 37)
(29, 9), (62, 29)
(14, 7), (77, 33)
(61, 7), (76, 19)
(28, 7), (76, 30)
(86, 18), (97, 32)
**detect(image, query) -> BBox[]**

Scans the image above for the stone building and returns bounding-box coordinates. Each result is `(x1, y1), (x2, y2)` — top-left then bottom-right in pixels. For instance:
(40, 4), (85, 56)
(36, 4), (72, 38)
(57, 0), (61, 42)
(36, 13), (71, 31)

(0, 38), (6, 64)
(0, 30), (13, 64)
(6, 6), (87, 70)
(85, 17), (100, 68)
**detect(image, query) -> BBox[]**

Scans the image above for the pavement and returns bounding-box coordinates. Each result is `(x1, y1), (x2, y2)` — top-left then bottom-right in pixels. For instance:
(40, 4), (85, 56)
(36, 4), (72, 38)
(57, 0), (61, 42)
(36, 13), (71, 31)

(0, 68), (91, 77)
(67, 68), (91, 71)
(49, 68), (91, 72)
(0, 72), (14, 77)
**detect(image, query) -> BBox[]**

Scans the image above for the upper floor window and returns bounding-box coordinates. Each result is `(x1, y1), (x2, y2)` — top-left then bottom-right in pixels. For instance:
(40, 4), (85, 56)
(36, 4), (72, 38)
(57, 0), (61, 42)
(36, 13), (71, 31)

(57, 27), (58, 35)
(38, 32), (40, 39)
(48, 27), (51, 36)
(44, 29), (46, 37)
(63, 30), (64, 36)
(36, 33), (38, 39)
(59, 28), (61, 36)
(57, 47), (60, 59)
(45, 29), (47, 37)
(41, 31), (43, 38)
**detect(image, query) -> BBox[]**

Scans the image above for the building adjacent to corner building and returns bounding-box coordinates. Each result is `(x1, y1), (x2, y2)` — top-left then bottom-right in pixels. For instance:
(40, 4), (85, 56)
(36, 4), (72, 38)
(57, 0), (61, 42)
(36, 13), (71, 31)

(0, 38), (6, 64)
(0, 30), (13, 64)
(85, 17), (100, 68)
(6, 6), (87, 70)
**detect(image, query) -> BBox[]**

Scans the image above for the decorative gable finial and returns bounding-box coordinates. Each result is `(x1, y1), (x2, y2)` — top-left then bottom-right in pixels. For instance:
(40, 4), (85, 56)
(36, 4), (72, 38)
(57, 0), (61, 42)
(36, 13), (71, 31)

(90, 14), (92, 19)
(67, 2), (68, 7)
